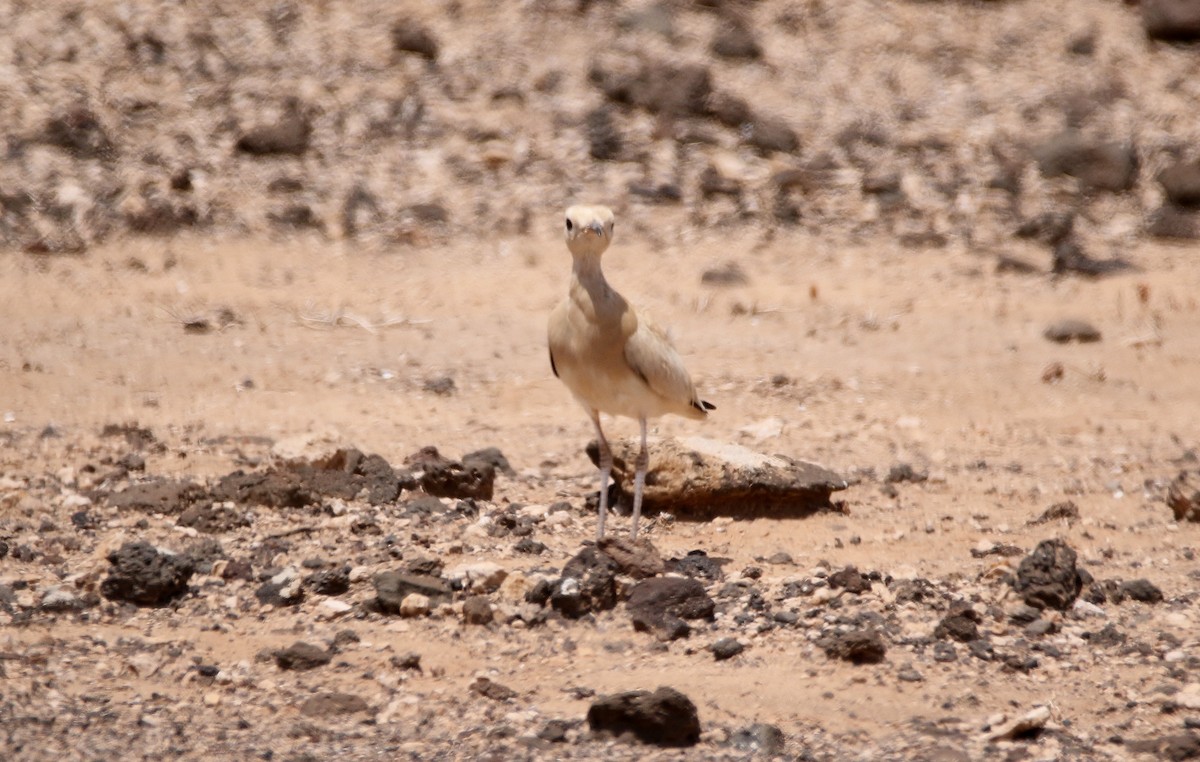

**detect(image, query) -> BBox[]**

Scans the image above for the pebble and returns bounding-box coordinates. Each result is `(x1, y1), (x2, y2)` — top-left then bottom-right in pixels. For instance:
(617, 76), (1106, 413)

(399, 593), (431, 617)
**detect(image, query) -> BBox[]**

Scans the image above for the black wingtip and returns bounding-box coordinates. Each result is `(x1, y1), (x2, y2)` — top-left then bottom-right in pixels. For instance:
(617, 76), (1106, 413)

(694, 399), (716, 412)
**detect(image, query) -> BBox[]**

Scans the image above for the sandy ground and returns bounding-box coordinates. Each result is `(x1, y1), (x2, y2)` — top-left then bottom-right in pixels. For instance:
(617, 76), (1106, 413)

(2, 227), (1199, 759)
(2, 0), (1200, 758)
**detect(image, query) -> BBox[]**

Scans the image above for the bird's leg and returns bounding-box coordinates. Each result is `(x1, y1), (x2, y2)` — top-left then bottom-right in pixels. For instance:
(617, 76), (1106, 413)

(591, 412), (612, 540)
(631, 417), (649, 541)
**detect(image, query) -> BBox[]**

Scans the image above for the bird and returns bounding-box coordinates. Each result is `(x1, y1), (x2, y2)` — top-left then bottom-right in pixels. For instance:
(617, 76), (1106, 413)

(547, 205), (714, 540)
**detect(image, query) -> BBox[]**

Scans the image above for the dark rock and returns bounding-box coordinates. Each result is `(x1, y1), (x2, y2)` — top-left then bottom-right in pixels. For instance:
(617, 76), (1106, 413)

(828, 566), (871, 595)
(1016, 211), (1075, 245)
(403, 203), (449, 224)
(100, 541), (194, 606)
(463, 595), (494, 625)
(71, 510), (99, 530)
(107, 479), (209, 514)
(1119, 578), (1164, 604)
(40, 108), (115, 159)
(1052, 236), (1135, 277)
(968, 639), (995, 661)
(886, 463), (927, 484)
(586, 107), (622, 161)
(514, 537), (547, 555)
(268, 204), (322, 230)
(373, 571), (451, 613)
(392, 21), (439, 60)
(1169, 470), (1200, 522)
(255, 568), (304, 607)
(699, 166), (741, 198)
(1003, 653), (1039, 673)
(118, 453), (147, 472)
(1030, 500), (1081, 524)
(1147, 205), (1200, 240)
(711, 22), (762, 60)
(552, 564), (617, 619)
(710, 637), (744, 660)
(176, 502), (249, 534)
(422, 375), (456, 396)
(744, 114), (799, 155)
(897, 667), (924, 683)
(590, 59), (712, 119)
(305, 566), (350, 596)
(471, 677), (517, 702)
(236, 99), (310, 156)
(463, 447), (515, 476)
(405, 446), (495, 500)
(1012, 539), (1083, 610)
(932, 642), (958, 662)
(707, 90), (753, 128)
(1032, 131), (1137, 193)
(214, 470), (316, 508)
(729, 723), (785, 755)
(274, 641), (331, 671)
(392, 651), (422, 671)
(627, 577), (715, 639)
(341, 184), (382, 237)
(935, 607), (981, 643)
(1043, 319), (1101, 344)
(665, 550), (728, 582)
(587, 687), (701, 747)
(299, 692), (369, 717)
(1159, 159), (1200, 208)
(890, 577), (941, 605)
(820, 630), (887, 664)
(1142, 0), (1200, 41)
(700, 262), (749, 287)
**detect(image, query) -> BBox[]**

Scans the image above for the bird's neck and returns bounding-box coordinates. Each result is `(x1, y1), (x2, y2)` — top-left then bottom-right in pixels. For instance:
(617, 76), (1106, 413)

(571, 254), (607, 287)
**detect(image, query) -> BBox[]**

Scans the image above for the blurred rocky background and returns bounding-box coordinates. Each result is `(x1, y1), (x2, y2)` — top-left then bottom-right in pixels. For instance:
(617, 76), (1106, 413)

(2, 0), (1198, 258)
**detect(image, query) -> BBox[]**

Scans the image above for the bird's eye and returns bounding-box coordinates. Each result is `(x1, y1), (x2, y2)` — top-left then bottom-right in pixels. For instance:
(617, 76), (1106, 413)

(565, 219), (574, 232)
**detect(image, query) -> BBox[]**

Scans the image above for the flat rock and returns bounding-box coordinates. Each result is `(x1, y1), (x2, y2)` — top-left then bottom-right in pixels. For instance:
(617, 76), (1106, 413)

(986, 705), (1051, 741)
(107, 480), (209, 514)
(274, 641), (331, 671)
(588, 436), (847, 519)
(373, 571), (451, 614)
(100, 541), (194, 606)
(255, 567), (304, 607)
(1012, 539), (1083, 611)
(1032, 131), (1137, 193)
(595, 537), (665, 579)
(587, 686), (701, 747)
(300, 692), (369, 717)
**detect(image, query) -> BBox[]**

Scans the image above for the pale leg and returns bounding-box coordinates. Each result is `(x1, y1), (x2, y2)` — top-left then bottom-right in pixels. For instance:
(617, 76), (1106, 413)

(630, 417), (649, 540)
(590, 412), (612, 540)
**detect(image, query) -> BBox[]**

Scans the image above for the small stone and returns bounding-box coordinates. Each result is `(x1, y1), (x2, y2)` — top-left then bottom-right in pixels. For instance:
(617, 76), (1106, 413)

(300, 692), (369, 717)
(985, 706), (1051, 741)
(1120, 578), (1164, 603)
(820, 630), (886, 664)
(710, 638), (744, 661)
(470, 676), (517, 702)
(1012, 539), (1083, 611)
(728, 723), (785, 755)
(462, 596), (493, 625)
(1044, 319), (1102, 344)
(897, 667), (924, 683)
(399, 593), (431, 617)
(274, 642), (331, 671)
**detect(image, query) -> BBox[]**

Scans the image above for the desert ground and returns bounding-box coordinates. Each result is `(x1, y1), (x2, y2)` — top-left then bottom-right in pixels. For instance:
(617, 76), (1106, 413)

(2, 1), (1200, 760)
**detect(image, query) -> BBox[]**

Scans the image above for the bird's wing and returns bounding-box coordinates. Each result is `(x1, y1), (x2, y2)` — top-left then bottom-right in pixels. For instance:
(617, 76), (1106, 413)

(623, 317), (700, 408)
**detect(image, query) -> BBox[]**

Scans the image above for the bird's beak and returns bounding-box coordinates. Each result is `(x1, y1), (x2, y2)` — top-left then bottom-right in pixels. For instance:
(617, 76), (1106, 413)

(586, 221), (605, 237)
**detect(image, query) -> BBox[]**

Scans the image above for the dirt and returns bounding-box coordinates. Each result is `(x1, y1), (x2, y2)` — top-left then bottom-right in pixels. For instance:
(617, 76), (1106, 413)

(3, 0), (1200, 760)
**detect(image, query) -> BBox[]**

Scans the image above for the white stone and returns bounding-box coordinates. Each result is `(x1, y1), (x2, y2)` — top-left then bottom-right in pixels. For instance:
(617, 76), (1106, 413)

(399, 593), (430, 617)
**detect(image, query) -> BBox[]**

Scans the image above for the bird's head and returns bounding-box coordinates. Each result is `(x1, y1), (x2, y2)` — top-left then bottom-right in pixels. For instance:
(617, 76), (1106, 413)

(564, 205), (615, 258)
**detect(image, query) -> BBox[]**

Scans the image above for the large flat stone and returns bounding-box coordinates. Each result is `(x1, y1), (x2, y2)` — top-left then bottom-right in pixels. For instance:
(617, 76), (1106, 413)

(588, 436), (847, 519)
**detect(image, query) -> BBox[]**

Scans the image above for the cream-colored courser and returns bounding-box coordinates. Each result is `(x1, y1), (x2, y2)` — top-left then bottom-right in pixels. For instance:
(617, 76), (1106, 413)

(548, 205), (714, 540)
